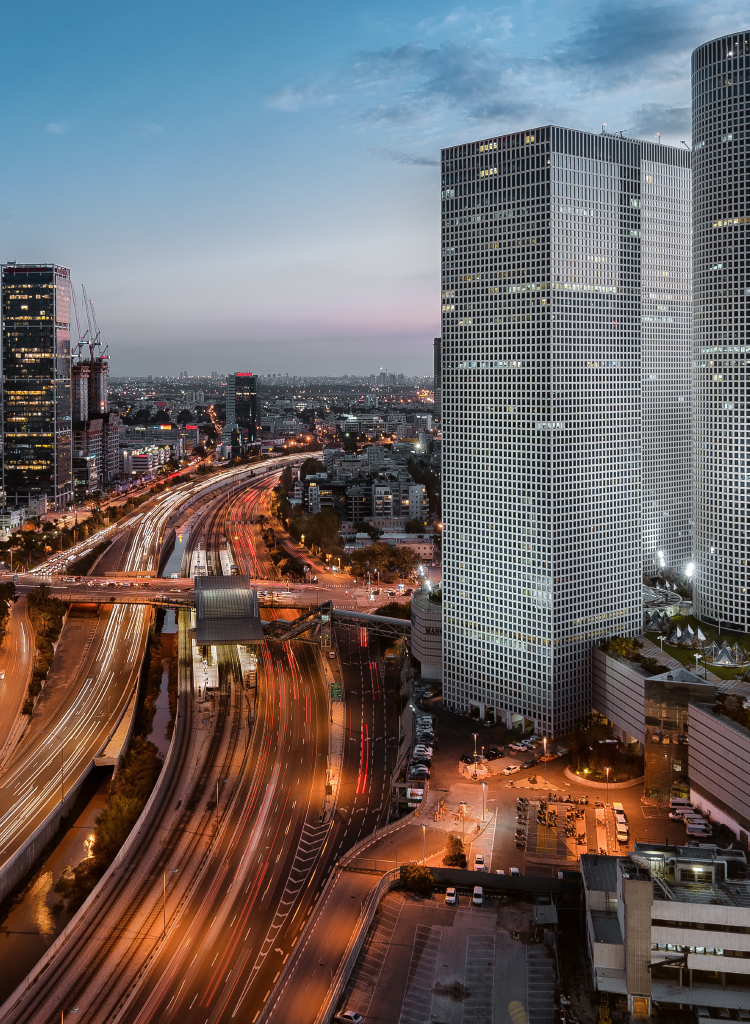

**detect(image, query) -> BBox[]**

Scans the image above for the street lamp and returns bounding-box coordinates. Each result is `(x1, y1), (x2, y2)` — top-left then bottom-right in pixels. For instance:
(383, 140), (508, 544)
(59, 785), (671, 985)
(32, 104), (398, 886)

(473, 732), (478, 780)
(460, 801), (466, 846)
(543, 737), (548, 787)
(422, 824), (426, 866)
(605, 766), (610, 807)
(482, 781), (486, 823)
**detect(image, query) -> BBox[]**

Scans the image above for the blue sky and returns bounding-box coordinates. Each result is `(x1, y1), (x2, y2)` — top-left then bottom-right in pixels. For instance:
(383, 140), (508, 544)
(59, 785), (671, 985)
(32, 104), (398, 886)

(0, 1), (744, 375)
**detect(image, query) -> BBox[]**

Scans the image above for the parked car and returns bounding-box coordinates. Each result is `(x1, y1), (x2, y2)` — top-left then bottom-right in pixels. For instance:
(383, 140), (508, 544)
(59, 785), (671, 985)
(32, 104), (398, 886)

(502, 765), (520, 776)
(509, 742), (527, 752)
(539, 754), (556, 763)
(444, 887), (458, 906)
(335, 1013), (365, 1024)
(472, 886), (483, 906)
(460, 755), (475, 765)
(474, 854), (486, 871)
(520, 759), (537, 770)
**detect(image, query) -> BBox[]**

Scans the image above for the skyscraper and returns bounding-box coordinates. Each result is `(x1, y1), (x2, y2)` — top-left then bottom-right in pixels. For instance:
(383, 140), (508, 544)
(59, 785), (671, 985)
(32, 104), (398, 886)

(433, 337), (442, 420)
(1, 263), (72, 508)
(440, 126), (689, 735)
(692, 31), (750, 631)
(226, 372), (258, 442)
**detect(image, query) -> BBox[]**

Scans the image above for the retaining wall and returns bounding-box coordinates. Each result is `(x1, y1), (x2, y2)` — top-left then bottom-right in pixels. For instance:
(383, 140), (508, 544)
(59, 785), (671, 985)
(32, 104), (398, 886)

(564, 766), (644, 790)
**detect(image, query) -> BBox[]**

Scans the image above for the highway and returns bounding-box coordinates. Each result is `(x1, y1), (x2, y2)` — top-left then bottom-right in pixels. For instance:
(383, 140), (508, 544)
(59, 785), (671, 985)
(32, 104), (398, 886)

(0, 463), (398, 1024)
(0, 598), (34, 764)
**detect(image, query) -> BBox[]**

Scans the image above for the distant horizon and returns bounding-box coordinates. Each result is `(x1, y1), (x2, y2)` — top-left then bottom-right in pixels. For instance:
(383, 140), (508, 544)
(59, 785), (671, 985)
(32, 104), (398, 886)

(1, 1), (743, 371)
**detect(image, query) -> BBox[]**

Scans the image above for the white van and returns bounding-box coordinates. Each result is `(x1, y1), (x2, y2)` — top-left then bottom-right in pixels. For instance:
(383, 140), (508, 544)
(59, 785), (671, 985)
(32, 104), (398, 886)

(616, 828), (629, 844)
(472, 886), (483, 906)
(612, 802), (625, 815)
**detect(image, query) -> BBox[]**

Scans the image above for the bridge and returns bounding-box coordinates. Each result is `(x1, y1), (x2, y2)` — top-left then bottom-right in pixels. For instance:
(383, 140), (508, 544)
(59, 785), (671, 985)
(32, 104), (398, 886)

(19, 577), (412, 641)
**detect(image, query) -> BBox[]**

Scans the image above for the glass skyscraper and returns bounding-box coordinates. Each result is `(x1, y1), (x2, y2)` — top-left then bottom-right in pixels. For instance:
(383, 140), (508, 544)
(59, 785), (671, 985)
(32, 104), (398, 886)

(1, 264), (72, 508)
(226, 372), (258, 442)
(440, 126), (690, 735)
(692, 31), (750, 631)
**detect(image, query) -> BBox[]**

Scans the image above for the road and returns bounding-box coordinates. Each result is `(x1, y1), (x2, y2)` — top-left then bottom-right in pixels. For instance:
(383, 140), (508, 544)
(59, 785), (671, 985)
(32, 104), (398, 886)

(115, 485), (398, 1023)
(0, 598), (34, 763)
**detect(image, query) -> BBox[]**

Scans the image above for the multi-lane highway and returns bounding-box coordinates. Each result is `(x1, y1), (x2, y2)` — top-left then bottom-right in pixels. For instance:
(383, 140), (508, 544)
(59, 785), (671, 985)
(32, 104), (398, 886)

(0, 461), (399, 1024)
(0, 598), (34, 763)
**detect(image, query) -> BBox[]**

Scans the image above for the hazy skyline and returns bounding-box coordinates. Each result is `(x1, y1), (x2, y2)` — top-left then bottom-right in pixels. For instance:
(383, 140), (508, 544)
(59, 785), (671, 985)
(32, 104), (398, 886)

(0, 1), (744, 375)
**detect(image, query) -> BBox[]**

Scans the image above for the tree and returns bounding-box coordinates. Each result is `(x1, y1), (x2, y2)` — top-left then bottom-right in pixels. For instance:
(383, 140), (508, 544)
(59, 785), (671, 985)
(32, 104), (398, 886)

(176, 409), (194, 425)
(442, 834), (467, 868)
(404, 519), (424, 534)
(376, 601), (411, 620)
(605, 636), (643, 660)
(299, 457), (326, 480)
(279, 466), (295, 493)
(400, 864), (434, 896)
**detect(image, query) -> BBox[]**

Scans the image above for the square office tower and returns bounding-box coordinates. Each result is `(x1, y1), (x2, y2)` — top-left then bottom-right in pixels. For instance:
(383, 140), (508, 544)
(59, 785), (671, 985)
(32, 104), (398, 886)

(440, 126), (689, 736)
(691, 31), (750, 630)
(226, 372), (258, 441)
(1, 264), (72, 508)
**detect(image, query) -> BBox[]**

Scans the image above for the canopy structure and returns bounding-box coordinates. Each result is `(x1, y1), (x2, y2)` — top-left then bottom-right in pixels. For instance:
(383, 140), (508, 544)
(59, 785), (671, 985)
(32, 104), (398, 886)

(195, 575), (264, 645)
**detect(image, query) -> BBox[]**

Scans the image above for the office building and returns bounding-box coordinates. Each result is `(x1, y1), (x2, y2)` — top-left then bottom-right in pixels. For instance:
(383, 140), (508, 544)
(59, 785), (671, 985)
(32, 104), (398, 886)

(440, 126), (689, 735)
(433, 337), (442, 420)
(1, 263), (72, 507)
(582, 845), (750, 1014)
(226, 372), (258, 442)
(692, 31), (750, 630)
(641, 147), (692, 575)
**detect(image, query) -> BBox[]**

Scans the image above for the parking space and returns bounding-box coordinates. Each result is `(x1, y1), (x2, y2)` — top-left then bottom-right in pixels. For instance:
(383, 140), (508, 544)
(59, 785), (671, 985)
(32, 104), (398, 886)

(337, 892), (556, 1024)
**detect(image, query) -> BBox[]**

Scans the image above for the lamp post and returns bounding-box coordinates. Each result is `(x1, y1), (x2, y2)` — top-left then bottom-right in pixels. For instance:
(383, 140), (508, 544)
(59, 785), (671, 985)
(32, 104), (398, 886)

(658, 635), (665, 654)
(460, 801), (466, 846)
(422, 824), (426, 866)
(473, 732), (478, 780)
(482, 782), (486, 823)
(605, 766), (610, 808)
(543, 737), (548, 787)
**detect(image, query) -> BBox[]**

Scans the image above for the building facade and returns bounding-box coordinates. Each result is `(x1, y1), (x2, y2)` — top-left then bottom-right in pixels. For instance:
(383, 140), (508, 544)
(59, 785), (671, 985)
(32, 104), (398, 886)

(440, 126), (689, 735)
(1, 263), (72, 507)
(226, 372), (258, 442)
(641, 149), (692, 575)
(433, 337), (442, 420)
(691, 31), (750, 630)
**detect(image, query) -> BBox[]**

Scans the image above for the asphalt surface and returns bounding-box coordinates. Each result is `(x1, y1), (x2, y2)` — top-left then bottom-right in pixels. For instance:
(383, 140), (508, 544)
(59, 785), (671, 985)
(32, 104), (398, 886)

(0, 598), (34, 762)
(117, 481), (397, 1023)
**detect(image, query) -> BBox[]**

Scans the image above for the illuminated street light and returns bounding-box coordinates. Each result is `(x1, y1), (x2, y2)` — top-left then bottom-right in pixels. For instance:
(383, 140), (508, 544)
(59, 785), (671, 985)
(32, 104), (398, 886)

(605, 766), (610, 807)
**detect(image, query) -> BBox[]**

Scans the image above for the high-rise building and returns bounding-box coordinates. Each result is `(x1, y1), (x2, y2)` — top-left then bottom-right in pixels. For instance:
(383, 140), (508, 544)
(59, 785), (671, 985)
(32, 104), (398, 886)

(433, 337), (442, 420)
(641, 151), (692, 575)
(440, 126), (689, 735)
(692, 31), (750, 631)
(226, 372), (258, 442)
(1, 263), (72, 508)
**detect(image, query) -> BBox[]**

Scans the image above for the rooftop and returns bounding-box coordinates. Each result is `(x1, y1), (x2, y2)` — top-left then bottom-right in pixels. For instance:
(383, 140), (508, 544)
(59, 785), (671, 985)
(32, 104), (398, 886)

(194, 575), (264, 645)
(580, 854), (621, 895)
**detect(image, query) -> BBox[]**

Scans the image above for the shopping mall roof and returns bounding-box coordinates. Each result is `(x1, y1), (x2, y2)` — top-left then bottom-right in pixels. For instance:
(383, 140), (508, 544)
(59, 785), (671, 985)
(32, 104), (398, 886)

(195, 575), (264, 645)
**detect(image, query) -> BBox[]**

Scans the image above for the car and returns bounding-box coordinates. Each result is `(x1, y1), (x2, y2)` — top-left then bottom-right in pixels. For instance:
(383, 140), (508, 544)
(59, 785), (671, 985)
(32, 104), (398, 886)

(509, 742), (528, 752)
(556, 746), (569, 756)
(502, 765), (520, 775)
(460, 755), (475, 765)
(170, 572), (180, 579)
(414, 747), (433, 757)
(444, 887), (458, 906)
(509, 867), (520, 877)
(520, 759), (537, 770)
(539, 754), (556, 762)
(474, 854), (485, 871)
(472, 886), (483, 907)
(334, 1013), (365, 1024)
(328, 650), (337, 659)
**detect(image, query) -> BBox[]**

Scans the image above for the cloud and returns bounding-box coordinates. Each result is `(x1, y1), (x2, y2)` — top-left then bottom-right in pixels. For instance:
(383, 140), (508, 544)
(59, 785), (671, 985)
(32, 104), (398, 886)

(370, 147), (439, 166)
(44, 122), (66, 134)
(628, 102), (691, 138)
(134, 123), (164, 136)
(267, 82), (337, 112)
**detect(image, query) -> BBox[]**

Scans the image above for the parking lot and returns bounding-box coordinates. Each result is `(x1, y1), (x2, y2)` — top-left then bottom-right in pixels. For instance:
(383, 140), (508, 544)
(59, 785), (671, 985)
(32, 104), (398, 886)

(401, 698), (706, 877)
(340, 890), (556, 1024)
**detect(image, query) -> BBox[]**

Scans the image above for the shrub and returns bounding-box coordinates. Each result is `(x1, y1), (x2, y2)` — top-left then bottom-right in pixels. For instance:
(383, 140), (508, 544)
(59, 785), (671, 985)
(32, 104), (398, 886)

(400, 864), (434, 896)
(442, 834), (467, 869)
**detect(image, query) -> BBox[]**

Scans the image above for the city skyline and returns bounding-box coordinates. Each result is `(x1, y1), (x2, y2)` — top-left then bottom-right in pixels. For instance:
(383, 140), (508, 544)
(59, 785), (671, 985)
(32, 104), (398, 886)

(0, 0), (745, 375)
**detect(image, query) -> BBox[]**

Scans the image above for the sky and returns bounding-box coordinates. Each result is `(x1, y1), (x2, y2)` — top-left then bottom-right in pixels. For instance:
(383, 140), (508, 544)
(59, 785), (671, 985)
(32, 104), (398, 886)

(0, 0), (745, 376)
